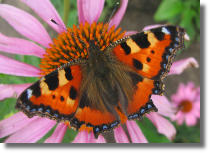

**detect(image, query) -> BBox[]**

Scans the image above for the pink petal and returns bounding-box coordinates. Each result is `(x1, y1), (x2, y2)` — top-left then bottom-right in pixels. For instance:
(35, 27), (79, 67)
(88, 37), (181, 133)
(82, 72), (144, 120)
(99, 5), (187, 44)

(142, 24), (162, 31)
(44, 123), (67, 143)
(152, 95), (177, 118)
(109, 0), (128, 30)
(184, 85), (197, 102)
(171, 111), (185, 126)
(73, 131), (106, 143)
(194, 102), (200, 111)
(94, 135), (106, 143)
(114, 126), (130, 143)
(147, 113), (176, 141)
(187, 82), (199, 99)
(170, 95), (181, 106)
(0, 83), (32, 101)
(186, 81), (195, 89)
(0, 33), (44, 58)
(0, 55), (42, 77)
(125, 120), (148, 143)
(184, 33), (190, 41)
(171, 83), (186, 103)
(0, 112), (38, 139)
(124, 31), (138, 37)
(0, 4), (52, 48)
(77, 0), (105, 24)
(192, 103), (200, 118)
(170, 111), (183, 122)
(89, 131), (95, 143)
(195, 87), (200, 101)
(5, 117), (56, 143)
(168, 57), (199, 75)
(77, 0), (86, 24)
(194, 110), (200, 118)
(185, 113), (197, 126)
(72, 130), (88, 143)
(20, 0), (66, 33)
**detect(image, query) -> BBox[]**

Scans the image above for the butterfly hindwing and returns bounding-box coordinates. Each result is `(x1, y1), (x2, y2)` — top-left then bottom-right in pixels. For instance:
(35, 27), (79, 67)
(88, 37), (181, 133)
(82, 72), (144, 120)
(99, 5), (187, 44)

(125, 72), (162, 119)
(70, 93), (121, 139)
(70, 78), (121, 139)
(112, 25), (185, 119)
(15, 59), (85, 122)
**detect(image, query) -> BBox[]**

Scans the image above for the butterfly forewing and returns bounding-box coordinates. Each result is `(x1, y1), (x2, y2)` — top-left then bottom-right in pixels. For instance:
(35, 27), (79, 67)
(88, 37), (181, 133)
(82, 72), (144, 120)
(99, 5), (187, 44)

(15, 60), (84, 123)
(112, 25), (185, 119)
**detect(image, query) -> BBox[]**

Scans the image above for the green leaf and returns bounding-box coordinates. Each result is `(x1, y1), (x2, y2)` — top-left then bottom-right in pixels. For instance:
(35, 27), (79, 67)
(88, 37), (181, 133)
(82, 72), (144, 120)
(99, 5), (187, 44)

(172, 123), (200, 143)
(14, 54), (24, 62)
(106, 0), (118, 8)
(62, 128), (78, 143)
(67, 9), (78, 27)
(0, 73), (25, 84)
(51, 0), (78, 27)
(180, 9), (196, 27)
(194, 9), (200, 30)
(154, 0), (184, 22)
(0, 98), (18, 121)
(179, 9), (196, 42)
(23, 55), (40, 68)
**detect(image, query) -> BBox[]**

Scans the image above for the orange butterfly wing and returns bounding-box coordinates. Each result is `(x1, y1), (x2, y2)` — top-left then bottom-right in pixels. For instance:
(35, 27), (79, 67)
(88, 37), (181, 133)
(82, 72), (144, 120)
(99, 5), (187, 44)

(113, 25), (185, 119)
(70, 91), (120, 138)
(15, 61), (82, 123)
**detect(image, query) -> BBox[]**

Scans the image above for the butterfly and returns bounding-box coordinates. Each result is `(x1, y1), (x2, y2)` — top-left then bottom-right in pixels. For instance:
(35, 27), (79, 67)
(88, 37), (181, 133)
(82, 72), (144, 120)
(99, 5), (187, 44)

(15, 25), (185, 139)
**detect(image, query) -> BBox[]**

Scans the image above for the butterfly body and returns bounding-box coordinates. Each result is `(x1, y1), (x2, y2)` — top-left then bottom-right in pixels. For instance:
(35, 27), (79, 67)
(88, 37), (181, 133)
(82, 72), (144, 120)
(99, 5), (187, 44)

(15, 25), (185, 138)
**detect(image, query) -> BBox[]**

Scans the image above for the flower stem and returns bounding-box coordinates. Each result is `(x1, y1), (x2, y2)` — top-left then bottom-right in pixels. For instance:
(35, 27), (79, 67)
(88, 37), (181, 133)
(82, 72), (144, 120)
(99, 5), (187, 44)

(63, 0), (70, 26)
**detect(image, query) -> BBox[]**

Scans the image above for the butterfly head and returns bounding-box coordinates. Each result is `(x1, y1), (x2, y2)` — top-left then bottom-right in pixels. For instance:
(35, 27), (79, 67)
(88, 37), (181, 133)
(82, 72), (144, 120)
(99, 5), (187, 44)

(88, 40), (101, 54)
(87, 40), (109, 76)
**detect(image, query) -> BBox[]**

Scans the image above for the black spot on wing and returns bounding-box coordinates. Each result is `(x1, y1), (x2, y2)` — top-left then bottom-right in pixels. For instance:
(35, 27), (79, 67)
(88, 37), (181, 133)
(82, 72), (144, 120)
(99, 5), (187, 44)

(151, 50), (155, 54)
(19, 80), (41, 101)
(147, 57), (151, 62)
(128, 72), (143, 87)
(69, 86), (77, 100)
(64, 67), (73, 81)
(44, 70), (59, 90)
(60, 96), (64, 101)
(133, 34), (150, 48)
(150, 26), (162, 32)
(79, 93), (91, 109)
(19, 90), (28, 102)
(30, 81), (41, 98)
(120, 42), (131, 55)
(132, 58), (143, 70)
(153, 32), (165, 41)
(164, 25), (177, 32)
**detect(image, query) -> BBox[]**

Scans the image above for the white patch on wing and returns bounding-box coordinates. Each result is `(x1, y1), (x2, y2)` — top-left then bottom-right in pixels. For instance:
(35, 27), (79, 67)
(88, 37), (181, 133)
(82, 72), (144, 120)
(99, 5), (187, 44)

(26, 89), (33, 99)
(162, 27), (171, 34)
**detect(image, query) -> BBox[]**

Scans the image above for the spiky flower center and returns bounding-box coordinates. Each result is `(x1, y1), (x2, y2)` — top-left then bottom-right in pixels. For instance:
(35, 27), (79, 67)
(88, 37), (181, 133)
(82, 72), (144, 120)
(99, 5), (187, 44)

(179, 100), (193, 113)
(39, 21), (126, 76)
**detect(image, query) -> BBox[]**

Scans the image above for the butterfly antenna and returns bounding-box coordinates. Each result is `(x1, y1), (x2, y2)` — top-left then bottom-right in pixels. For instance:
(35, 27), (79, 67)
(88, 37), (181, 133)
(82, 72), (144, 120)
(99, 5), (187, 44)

(97, 2), (119, 43)
(50, 19), (87, 45)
